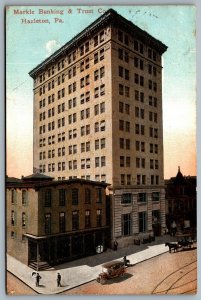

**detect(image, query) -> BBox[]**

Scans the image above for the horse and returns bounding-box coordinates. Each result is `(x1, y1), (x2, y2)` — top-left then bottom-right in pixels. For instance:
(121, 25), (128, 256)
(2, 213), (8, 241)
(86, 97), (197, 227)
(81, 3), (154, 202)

(165, 242), (179, 253)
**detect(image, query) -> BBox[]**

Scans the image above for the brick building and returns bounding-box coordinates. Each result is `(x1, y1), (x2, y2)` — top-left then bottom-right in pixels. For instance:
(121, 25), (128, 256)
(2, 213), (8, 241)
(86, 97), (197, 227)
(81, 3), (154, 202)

(165, 167), (196, 233)
(6, 174), (110, 270)
(29, 9), (167, 246)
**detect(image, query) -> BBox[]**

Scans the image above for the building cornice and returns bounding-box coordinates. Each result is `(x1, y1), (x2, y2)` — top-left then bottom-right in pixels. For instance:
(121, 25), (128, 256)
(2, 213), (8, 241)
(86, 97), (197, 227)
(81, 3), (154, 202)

(29, 8), (167, 78)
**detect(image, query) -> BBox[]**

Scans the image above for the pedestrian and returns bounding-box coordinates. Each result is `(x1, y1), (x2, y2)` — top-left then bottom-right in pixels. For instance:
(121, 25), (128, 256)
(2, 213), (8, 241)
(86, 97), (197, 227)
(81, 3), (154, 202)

(113, 239), (118, 251)
(36, 273), (41, 287)
(123, 255), (130, 266)
(57, 272), (61, 287)
(171, 220), (177, 237)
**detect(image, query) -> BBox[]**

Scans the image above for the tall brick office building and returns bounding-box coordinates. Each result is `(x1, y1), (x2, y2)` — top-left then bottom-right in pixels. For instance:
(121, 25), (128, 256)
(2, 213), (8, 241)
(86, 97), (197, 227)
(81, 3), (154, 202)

(29, 9), (167, 247)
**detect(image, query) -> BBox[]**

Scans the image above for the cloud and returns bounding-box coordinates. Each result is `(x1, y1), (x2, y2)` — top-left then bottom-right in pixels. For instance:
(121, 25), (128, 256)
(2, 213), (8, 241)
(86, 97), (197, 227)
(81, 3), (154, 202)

(45, 40), (61, 57)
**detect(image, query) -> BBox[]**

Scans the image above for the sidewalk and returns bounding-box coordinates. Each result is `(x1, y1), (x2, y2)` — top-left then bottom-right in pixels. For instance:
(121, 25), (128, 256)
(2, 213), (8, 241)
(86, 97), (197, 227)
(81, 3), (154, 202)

(7, 235), (173, 295)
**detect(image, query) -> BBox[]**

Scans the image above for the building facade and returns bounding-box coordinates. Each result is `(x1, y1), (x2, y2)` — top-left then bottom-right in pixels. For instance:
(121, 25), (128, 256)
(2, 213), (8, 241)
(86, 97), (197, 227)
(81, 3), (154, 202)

(6, 174), (110, 270)
(165, 167), (196, 234)
(29, 9), (167, 246)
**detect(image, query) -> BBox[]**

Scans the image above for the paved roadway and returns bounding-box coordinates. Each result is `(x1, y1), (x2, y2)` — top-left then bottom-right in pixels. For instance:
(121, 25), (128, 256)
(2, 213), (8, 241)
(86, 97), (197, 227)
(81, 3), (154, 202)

(63, 249), (197, 295)
(7, 248), (197, 295)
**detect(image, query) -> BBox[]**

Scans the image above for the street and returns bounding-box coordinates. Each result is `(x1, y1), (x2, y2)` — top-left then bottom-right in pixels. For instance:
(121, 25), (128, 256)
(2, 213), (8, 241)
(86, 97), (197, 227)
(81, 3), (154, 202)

(7, 248), (197, 295)
(63, 248), (197, 295)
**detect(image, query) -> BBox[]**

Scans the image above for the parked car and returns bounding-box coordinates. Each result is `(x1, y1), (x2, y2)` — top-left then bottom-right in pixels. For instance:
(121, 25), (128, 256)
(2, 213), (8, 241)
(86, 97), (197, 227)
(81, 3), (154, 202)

(96, 260), (126, 284)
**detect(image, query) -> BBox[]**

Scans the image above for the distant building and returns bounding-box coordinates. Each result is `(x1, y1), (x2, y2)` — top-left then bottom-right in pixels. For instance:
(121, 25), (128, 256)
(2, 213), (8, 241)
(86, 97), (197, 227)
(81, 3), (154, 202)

(165, 167), (196, 233)
(6, 174), (110, 270)
(29, 9), (167, 246)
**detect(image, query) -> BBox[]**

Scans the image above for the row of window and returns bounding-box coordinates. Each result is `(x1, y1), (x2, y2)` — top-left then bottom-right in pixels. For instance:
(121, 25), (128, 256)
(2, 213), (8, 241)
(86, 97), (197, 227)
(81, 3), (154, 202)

(119, 79), (157, 94)
(39, 90), (157, 113)
(136, 141), (158, 154)
(37, 30), (106, 83)
(130, 57), (157, 75)
(122, 210), (160, 236)
(44, 156), (106, 172)
(38, 48), (105, 95)
(11, 209), (103, 234)
(44, 209), (102, 234)
(121, 192), (160, 204)
(58, 174), (107, 183)
(136, 158), (159, 169)
(120, 174), (160, 186)
(39, 119), (106, 136)
(40, 143), (158, 162)
(118, 31), (158, 62)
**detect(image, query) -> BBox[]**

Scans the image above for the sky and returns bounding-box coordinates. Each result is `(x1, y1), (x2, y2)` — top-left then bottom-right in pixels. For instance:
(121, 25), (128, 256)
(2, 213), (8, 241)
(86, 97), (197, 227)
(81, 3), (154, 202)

(6, 5), (196, 179)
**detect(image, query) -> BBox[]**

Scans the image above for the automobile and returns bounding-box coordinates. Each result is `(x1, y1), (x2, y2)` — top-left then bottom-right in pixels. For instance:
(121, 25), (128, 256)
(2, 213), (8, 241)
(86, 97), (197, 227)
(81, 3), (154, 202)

(96, 260), (126, 284)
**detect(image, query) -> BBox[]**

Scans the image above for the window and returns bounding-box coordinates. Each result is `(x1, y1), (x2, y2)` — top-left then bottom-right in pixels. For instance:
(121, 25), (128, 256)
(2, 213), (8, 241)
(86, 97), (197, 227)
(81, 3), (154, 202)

(119, 120), (124, 131)
(120, 156), (124, 167)
(96, 209), (102, 227)
(95, 139), (99, 150)
(118, 48), (123, 59)
(121, 193), (132, 204)
(59, 212), (65, 233)
(72, 189), (78, 205)
(101, 138), (105, 149)
(45, 213), (51, 234)
(122, 214), (131, 236)
(118, 102), (124, 114)
(126, 156), (130, 167)
(119, 84), (123, 95)
(138, 193), (146, 203)
(95, 157), (100, 167)
(118, 30), (123, 42)
(152, 210), (160, 225)
(45, 189), (51, 207)
(127, 174), (131, 185)
(155, 160), (159, 169)
(11, 189), (16, 204)
(139, 212), (147, 233)
(22, 190), (27, 205)
(120, 138), (124, 149)
(126, 139), (130, 150)
(152, 192), (160, 202)
(119, 66), (123, 77)
(101, 156), (106, 167)
(59, 189), (66, 206)
(125, 122), (130, 132)
(85, 210), (91, 228)
(121, 174), (125, 185)
(72, 211), (79, 230)
(11, 210), (15, 226)
(22, 212), (26, 228)
(96, 188), (102, 203)
(85, 188), (91, 204)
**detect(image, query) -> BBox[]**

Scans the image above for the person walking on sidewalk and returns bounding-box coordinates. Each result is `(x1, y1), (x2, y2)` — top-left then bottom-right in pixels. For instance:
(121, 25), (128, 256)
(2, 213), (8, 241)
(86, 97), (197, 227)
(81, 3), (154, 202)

(57, 272), (61, 287)
(113, 239), (118, 251)
(36, 273), (41, 287)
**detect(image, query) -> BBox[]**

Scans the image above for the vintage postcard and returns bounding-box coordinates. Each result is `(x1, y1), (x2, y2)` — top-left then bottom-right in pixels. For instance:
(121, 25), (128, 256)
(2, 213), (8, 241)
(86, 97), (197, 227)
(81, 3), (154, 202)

(6, 5), (196, 295)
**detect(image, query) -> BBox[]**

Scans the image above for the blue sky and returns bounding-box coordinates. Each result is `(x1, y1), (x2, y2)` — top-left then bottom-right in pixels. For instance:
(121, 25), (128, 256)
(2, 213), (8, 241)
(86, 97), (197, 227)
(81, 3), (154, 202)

(6, 5), (196, 178)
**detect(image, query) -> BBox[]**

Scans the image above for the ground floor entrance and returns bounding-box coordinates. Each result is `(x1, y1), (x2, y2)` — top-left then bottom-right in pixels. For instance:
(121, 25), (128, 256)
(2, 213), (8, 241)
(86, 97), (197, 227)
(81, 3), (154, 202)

(27, 228), (110, 270)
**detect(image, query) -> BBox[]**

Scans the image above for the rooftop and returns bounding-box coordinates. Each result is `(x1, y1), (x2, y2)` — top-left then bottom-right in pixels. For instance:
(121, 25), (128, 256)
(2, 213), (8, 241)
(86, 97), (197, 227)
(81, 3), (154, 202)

(29, 8), (167, 78)
(6, 174), (109, 189)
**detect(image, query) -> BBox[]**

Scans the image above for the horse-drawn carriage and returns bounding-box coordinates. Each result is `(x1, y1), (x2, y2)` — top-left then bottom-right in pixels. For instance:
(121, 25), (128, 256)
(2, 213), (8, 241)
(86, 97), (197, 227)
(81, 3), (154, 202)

(165, 233), (195, 253)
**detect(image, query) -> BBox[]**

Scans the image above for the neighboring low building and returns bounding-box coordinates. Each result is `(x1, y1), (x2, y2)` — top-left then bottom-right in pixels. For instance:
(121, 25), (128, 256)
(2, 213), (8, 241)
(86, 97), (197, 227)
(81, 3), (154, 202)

(6, 174), (110, 270)
(165, 167), (196, 233)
